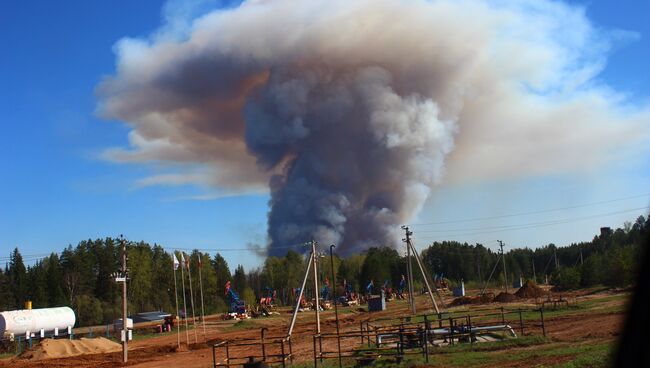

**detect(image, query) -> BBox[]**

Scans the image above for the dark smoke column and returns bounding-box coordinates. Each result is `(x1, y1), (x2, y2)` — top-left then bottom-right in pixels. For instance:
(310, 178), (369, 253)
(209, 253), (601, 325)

(244, 67), (456, 255)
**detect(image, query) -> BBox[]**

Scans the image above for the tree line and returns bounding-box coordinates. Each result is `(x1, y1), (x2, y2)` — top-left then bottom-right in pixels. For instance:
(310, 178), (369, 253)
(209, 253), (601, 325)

(1, 215), (647, 327)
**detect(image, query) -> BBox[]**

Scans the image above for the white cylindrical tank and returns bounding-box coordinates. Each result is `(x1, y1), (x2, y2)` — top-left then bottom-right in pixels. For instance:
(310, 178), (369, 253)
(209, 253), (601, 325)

(0, 307), (76, 336)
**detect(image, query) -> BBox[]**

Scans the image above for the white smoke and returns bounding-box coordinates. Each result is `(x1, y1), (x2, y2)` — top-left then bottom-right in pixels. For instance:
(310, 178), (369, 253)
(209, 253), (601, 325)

(98, 0), (650, 254)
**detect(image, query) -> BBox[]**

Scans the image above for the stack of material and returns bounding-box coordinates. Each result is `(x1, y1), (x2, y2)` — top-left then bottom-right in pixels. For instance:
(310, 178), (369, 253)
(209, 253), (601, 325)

(19, 337), (121, 360)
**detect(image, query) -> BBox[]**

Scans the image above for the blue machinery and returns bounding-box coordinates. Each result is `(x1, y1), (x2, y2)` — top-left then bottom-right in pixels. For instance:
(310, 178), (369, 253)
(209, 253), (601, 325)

(225, 286), (247, 315)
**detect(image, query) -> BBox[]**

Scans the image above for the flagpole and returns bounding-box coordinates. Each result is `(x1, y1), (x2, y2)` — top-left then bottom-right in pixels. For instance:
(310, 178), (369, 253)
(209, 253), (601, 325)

(186, 253), (198, 344)
(179, 252), (190, 346)
(198, 255), (206, 341)
(172, 253), (180, 349)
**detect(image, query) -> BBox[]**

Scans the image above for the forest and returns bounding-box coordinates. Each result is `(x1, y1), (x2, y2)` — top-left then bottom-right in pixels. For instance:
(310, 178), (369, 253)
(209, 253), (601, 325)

(0, 214), (647, 327)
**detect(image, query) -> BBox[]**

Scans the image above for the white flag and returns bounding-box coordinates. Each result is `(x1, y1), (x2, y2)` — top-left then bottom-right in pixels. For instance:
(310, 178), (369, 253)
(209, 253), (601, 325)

(172, 253), (179, 271)
(179, 252), (185, 269)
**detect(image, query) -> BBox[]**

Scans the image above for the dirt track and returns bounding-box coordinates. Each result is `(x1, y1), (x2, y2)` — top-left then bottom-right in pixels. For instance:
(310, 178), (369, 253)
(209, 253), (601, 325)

(0, 289), (629, 368)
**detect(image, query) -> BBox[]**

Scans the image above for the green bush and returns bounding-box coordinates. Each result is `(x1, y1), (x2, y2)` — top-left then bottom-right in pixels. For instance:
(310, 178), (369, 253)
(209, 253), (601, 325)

(75, 295), (103, 326)
(240, 287), (257, 306)
(553, 267), (581, 290)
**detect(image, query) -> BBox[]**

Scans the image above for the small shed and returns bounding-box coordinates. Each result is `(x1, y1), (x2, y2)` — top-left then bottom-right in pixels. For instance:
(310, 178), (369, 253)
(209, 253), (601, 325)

(452, 280), (465, 297)
(367, 291), (386, 312)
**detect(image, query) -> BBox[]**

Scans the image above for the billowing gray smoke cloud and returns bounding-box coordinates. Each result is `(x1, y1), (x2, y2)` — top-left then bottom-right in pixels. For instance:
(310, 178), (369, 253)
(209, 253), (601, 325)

(98, 0), (650, 255)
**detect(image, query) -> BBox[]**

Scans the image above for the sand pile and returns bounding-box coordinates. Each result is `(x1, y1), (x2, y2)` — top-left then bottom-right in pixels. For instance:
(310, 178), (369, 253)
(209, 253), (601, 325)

(494, 292), (518, 303)
(515, 280), (547, 298)
(20, 337), (121, 360)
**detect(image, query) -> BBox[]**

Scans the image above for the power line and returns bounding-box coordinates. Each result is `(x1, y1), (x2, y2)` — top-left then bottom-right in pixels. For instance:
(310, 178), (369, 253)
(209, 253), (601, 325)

(411, 193), (650, 226)
(165, 242), (309, 253)
(415, 206), (649, 239)
(0, 242), (310, 267)
(414, 206), (650, 234)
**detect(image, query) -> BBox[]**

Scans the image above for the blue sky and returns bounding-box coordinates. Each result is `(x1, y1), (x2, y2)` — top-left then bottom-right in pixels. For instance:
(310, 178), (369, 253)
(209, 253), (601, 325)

(1, 0), (648, 270)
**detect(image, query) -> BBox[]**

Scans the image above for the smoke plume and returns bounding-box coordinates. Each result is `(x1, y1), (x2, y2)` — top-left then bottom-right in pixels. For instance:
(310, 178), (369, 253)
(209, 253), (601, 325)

(98, 0), (650, 255)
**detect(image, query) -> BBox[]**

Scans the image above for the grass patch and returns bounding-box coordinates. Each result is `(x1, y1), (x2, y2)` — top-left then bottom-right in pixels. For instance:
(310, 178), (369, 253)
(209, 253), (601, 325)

(435, 335), (549, 354)
(292, 338), (612, 368)
(538, 342), (613, 368)
(0, 352), (15, 359)
(223, 319), (259, 332)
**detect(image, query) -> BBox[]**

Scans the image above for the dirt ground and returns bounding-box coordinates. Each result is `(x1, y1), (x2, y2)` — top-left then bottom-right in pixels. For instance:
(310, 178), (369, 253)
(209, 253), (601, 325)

(0, 287), (629, 368)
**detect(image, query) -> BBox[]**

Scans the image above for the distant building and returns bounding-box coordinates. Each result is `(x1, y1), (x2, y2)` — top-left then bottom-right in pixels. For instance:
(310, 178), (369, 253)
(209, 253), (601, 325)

(600, 227), (612, 237)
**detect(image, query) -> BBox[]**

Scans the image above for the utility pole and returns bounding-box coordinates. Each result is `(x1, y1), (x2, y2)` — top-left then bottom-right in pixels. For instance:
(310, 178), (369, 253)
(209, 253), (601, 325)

(580, 246), (584, 266)
(498, 240), (508, 293)
(329, 244), (342, 368)
(311, 240), (321, 334)
(403, 227), (416, 314)
(120, 236), (128, 364)
(476, 251), (483, 285)
(532, 258), (536, 283)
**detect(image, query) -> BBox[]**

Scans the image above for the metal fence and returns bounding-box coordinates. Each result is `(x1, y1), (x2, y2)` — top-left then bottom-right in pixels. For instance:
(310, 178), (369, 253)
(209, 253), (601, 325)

(212, 329), (293, 367)
(315, 307), (546, 367)
(209, 307), (547, 367)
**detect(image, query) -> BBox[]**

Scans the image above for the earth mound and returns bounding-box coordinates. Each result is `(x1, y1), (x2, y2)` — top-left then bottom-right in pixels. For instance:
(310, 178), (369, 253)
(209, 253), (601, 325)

(494, 292), (518, 303)
(515, 280), (547, 298)
(19, 337), (121, 360)
(450, 292), (495, 306)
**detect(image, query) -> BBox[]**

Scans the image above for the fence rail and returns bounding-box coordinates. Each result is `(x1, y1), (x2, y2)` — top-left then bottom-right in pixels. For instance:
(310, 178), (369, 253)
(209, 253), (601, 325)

(212, 333), (293, 368)
(209, 306), (546, 367)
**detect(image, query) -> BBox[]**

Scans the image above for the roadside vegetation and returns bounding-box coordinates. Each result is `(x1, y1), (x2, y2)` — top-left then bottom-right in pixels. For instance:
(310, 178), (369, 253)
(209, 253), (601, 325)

(0, 215), (645, 330)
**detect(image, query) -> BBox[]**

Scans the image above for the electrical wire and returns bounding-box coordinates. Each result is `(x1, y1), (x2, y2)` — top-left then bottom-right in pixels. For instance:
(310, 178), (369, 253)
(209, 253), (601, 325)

(410, 193), (650, 226)
(413, 206), (649, 239)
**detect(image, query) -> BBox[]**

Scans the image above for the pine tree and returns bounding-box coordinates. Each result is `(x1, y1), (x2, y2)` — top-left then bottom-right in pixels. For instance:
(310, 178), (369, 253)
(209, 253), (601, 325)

(45, 253), (66, 306)
(233, 264), (248, 292)
(0, 267), (16, 310)
(9, 248), (28, 309)
(212, 253), (232, 290)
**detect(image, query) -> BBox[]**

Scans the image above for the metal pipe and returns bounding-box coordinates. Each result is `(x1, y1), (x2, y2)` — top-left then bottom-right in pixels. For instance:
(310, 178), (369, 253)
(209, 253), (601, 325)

(408, 240), (440, 313)
(313, 334), (317, 368)
(480, 253), (502, 296)
(180, 253), (190, 346)
(312, 240), (321, 334)
(468, 314), (473, 345)
(121, 237), (128, 364)
(225, 341), (230, 367)
(287, 248), (313, 338)
(198, 256), (207, 340)
(406, 232), (416, 314)
(423, 314), (429, 362)
(261, 327), (268, 361)
(330, 244), (342, 368)
(212, 344), (216, 368)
